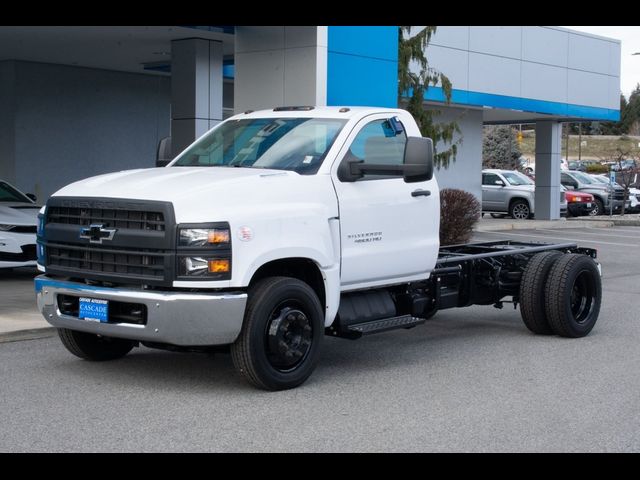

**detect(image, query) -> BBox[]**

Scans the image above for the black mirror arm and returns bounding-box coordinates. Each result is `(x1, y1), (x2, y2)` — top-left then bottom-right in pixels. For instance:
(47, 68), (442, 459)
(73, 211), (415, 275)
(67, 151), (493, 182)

(351, 163), (406, 176)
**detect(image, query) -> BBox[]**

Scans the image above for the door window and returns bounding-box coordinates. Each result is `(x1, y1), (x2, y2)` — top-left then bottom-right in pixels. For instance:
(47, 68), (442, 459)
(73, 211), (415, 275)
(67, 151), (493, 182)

(342, 118), (407, 180)
(482, 173), (502, 186)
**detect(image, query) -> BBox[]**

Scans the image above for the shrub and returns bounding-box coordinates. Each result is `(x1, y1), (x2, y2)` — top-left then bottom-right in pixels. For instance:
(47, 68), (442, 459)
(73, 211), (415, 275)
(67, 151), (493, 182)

(439, 188), (481, 246)
(586, 163), (608, 174)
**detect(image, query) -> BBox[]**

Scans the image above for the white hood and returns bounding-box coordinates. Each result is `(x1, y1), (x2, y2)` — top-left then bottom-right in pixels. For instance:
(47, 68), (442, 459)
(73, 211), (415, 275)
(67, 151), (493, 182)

(51, 167), (338, 223)
(0, 203), (39, 226)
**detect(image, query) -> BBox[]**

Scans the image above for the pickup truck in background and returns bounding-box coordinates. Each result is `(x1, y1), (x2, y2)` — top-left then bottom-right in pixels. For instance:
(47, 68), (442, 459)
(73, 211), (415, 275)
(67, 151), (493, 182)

(561, 170), (626, 216)
(35, 107), (602, 390)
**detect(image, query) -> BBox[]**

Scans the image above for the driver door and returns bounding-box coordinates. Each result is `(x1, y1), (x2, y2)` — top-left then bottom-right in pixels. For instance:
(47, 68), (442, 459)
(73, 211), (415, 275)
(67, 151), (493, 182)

(331, 113), (439, 290)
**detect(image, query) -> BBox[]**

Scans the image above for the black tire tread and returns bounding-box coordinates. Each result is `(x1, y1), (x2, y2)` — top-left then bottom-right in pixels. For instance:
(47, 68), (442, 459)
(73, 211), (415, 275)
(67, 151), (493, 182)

(544, 254), (601, 337)
(57, 328), (134, 361)
(519, 251), (563, 334)
(591, 197), (604, 216)
(230, 276), (322, 390)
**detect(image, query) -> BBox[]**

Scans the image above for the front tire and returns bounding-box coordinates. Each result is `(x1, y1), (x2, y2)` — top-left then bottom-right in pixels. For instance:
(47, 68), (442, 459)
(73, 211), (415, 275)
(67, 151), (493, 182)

(589, 198), (604, 216)
(510, 200), (531, 220)
(544, 254), (602, 338)
(58, 328), (135, 361)
(230, 277), (324, 390)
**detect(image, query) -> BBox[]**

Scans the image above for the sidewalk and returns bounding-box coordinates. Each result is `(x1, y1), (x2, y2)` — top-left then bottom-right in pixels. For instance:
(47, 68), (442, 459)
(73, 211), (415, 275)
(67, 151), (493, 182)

(0, 268), (54, 343)
(475, 213), (640, 232)
(2, 215), (639, 342)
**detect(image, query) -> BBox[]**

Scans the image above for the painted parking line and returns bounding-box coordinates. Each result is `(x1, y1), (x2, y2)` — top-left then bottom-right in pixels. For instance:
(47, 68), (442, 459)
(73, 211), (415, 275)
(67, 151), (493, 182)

(477, 230), (640, 247)
(535, 228), (640, 240)
(587, 227), (640, 234)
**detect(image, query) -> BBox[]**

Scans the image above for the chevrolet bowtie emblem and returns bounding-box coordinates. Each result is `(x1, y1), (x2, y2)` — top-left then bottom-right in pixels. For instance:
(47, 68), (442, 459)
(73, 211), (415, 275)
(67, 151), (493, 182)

(79, 224), (117, 244)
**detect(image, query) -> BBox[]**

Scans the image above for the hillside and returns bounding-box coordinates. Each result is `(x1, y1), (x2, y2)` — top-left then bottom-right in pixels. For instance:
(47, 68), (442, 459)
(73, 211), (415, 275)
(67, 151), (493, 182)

(518, 131), (640, 162)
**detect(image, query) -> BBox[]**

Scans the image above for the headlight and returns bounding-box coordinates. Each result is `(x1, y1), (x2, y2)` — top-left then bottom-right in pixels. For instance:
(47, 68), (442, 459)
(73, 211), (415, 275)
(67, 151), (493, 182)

(176, 222), (231, 280)
(179, 227), (230, 247)
(178, 257), (230, 276)
(0, 224), (16, 231)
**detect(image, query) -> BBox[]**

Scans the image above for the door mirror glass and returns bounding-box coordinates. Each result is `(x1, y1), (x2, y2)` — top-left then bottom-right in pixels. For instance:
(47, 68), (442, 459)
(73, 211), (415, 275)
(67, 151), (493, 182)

(402, 137), (433, 183)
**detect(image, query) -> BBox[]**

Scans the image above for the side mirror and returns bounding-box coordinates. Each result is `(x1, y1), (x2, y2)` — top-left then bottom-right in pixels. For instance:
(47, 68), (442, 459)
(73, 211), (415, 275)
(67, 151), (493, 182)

(26, 193), (37, 202)
(337, 136), (434, 183)
(156, 136), (173, 167)
(402, 137), (434, 183)
(494, 180), (505, 186)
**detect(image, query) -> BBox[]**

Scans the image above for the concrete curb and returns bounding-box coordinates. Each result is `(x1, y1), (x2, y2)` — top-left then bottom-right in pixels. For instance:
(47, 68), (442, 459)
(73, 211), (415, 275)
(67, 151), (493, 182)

(475, 218), (615, 232)
(0, 327), (56, 344)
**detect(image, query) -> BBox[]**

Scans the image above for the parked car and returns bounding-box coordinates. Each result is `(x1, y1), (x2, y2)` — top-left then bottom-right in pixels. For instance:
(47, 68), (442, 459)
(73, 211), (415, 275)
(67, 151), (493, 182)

(482, 169), (567, 219)
(562, 185), (595, 217)
(560, 170), (626, 216)
(591, 174), (640, 213)
(0, 179), (40, 269)
(568, 161), (587, 172)
(611, 159), (637, 172)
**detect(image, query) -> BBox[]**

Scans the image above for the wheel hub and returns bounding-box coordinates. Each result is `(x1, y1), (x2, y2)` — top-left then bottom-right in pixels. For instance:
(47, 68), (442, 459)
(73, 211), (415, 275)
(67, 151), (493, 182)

(266, 307), (312, 370)
(513, 204), (529, 219)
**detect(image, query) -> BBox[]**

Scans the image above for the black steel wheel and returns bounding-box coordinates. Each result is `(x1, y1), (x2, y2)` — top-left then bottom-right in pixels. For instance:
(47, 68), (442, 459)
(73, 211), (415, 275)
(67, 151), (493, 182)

(265, 304), (313, 371)
(231, 276), (324, 390)
(58, 328), (135, 361)
(519, 251), (563, 334)
(509, 199), (531, 220)
(544, 254), (602, 338)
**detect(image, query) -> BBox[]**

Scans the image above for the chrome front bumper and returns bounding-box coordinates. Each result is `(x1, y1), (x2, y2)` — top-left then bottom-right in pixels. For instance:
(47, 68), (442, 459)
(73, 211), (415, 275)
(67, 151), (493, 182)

(35, 275), (247, 346)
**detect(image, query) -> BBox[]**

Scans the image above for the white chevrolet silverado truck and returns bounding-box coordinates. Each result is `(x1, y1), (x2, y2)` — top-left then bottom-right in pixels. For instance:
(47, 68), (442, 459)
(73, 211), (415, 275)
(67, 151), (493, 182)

(35, 106), (602, 390)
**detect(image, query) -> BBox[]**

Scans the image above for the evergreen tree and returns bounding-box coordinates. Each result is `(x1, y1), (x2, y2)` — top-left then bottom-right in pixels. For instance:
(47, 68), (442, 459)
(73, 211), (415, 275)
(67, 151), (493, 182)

(622, 84), (640, 136)
(482, 126), (522, 169)
(398, 26), (461, 169)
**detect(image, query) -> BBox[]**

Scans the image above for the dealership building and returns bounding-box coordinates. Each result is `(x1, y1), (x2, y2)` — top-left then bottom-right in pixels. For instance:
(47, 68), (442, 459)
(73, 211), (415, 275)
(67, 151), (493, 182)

(0, 26), (621, 219)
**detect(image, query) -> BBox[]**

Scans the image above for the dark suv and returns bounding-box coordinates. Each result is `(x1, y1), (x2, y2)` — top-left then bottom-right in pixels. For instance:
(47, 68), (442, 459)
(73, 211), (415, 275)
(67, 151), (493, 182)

(560, 170), (626, 215)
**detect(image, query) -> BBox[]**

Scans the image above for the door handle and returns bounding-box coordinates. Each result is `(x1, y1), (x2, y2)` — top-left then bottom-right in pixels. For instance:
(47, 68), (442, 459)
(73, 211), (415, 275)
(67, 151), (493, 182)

(411, 189), (431, 197)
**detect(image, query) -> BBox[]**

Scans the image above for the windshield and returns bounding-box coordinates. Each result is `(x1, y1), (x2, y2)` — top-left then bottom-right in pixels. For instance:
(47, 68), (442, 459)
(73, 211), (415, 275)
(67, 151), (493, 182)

(571, 171), (596, 184)
(171, 117), (347, 175)
(0, 181), (32, 203)
(502, 171), (533, 186)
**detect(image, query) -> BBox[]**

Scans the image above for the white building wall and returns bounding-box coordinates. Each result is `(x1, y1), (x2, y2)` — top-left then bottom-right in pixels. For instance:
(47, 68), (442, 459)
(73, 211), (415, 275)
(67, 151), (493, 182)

(424, 26), (620, 112)
(234, 26), (327, 113)
(429, 106), (484, 201)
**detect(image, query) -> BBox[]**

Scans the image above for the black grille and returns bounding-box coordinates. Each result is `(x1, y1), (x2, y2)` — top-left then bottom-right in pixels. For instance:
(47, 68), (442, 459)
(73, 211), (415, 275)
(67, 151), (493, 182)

(613, 191), (625, 201)
(47, 243), (166, 280)
(47, 206), (165, 231)
(43, 197), (176, 285)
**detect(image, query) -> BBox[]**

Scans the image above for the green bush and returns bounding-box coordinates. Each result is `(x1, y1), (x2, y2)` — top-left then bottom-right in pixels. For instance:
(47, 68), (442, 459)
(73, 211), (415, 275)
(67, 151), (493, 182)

(586, 163), (609, 174)
(440, 188), (481, 246)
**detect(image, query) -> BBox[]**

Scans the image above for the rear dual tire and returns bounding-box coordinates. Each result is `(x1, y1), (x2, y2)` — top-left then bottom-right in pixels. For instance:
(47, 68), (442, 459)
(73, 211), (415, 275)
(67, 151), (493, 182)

(520, 252), (601, 338)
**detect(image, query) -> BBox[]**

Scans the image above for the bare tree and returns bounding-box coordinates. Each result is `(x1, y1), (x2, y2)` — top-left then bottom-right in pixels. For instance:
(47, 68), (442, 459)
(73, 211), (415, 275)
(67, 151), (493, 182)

(602, 148), (639, 215)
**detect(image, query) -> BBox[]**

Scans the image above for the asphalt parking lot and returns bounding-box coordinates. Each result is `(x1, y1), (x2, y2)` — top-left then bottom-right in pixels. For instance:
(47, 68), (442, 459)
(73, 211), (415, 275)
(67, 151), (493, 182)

(1, 226), (640, 452)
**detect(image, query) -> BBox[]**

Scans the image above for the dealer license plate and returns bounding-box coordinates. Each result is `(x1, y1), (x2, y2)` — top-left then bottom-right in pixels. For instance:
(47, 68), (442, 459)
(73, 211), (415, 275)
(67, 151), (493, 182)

(79, 297), (109, 323)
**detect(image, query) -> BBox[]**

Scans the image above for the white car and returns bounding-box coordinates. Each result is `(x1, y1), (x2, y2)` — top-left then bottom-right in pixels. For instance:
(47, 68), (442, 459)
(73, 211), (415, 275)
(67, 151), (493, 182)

(0, 180), (40, 269)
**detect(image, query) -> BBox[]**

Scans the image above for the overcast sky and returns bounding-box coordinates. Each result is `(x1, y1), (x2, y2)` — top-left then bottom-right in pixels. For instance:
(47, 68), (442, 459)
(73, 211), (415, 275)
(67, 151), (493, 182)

(563, 26), (640, 100)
